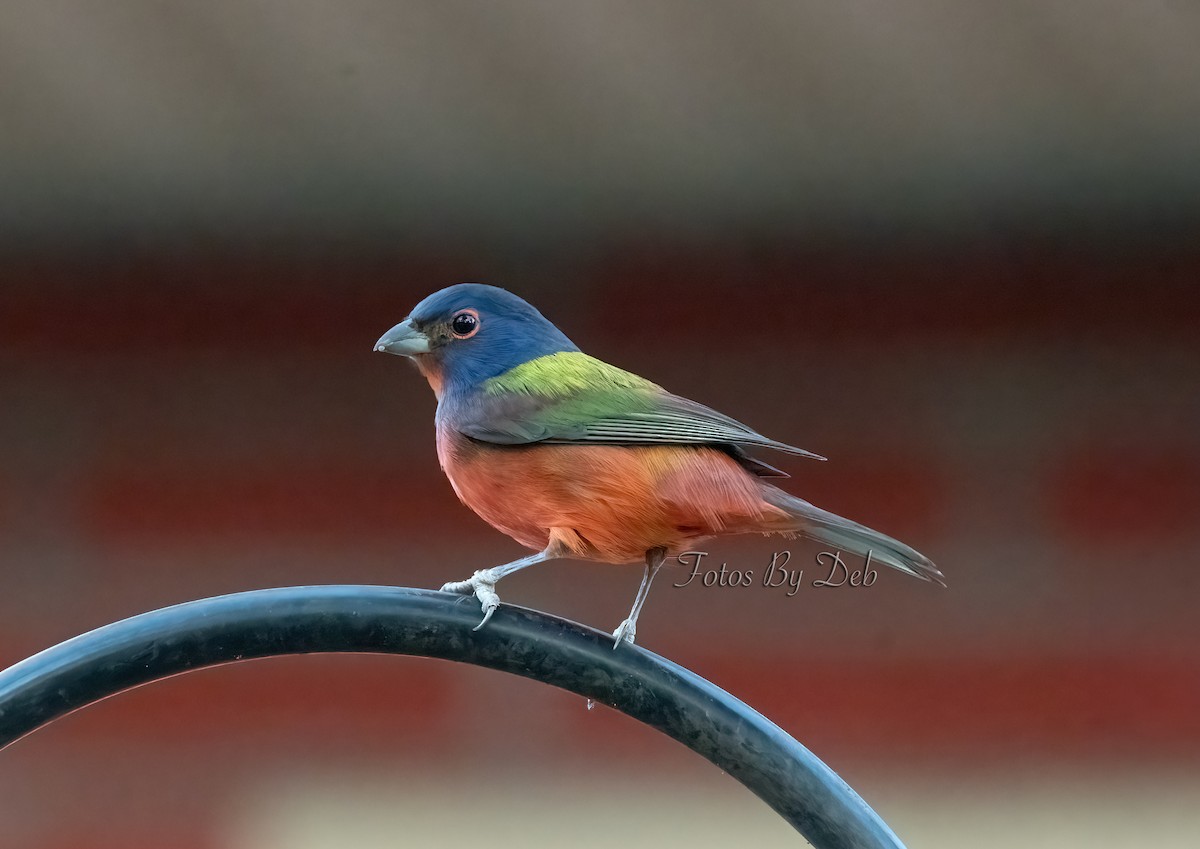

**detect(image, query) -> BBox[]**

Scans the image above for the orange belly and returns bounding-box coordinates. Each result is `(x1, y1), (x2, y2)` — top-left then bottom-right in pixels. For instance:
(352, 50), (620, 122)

(436, 427), (784, 562)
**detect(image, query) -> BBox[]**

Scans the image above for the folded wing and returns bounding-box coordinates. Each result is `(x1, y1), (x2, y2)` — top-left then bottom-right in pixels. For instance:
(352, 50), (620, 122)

(453, 352), (824, 465)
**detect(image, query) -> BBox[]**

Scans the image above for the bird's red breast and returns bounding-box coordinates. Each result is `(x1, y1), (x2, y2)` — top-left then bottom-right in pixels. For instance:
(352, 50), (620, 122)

(436, 424), (788, 562)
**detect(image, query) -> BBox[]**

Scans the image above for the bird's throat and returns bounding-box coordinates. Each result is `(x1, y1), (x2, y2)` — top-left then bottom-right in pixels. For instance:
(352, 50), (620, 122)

(414, 356), (445, 399)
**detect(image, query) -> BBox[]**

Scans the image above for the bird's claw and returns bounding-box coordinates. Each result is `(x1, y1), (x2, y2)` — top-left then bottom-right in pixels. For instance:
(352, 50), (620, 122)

(439, 571), (501, 631)
(473, 598), (498, 631)
(612, 618), (637, 649)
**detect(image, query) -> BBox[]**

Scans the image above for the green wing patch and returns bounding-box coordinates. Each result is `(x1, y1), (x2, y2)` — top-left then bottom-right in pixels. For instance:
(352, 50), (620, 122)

(484, 352), (659, 398)
(462, 352), (824, 462)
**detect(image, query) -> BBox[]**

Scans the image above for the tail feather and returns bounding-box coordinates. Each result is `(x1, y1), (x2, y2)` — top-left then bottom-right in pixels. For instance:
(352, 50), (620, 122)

(760, 486), (946, 586)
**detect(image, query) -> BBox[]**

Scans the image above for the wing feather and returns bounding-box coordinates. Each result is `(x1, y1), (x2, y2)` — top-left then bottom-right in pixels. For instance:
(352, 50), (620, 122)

(452, 352), (824, 462)
(542, 399), (826, 460)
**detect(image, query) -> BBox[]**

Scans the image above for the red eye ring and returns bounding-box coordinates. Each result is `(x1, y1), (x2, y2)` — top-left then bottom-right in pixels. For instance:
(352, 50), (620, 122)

(450, 308), (480, 339)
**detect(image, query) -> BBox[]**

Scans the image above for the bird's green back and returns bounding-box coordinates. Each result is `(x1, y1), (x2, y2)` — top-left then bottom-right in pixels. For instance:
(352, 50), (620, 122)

(483, 351), (661, 421)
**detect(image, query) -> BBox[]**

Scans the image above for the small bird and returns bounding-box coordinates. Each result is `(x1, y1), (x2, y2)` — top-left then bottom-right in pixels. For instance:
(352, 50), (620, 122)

(375, 283), (943, 647)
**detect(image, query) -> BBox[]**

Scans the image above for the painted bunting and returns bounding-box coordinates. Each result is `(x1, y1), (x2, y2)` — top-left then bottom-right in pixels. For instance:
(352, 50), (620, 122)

(375, 283), (943, 647)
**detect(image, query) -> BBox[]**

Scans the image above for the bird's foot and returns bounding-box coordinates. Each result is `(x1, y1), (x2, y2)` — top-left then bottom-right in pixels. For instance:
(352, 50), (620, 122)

(612, 618), (637, 649)
(439, 570), (501, 631)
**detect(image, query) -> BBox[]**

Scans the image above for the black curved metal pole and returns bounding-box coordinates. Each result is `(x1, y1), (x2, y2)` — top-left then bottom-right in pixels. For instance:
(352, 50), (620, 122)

(0, 585), (904, 849)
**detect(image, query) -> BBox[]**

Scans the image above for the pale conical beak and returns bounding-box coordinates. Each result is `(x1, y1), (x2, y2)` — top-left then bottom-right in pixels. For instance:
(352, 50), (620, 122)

(374, 319), (431, 356)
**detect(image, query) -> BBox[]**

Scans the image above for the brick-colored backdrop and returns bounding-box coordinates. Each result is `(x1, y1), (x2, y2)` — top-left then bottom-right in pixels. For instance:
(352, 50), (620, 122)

(1, 244), (1197, 846)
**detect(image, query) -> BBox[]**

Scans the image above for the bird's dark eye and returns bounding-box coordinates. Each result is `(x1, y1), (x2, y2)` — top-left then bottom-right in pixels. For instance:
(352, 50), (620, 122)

(450, 309), (479, 338)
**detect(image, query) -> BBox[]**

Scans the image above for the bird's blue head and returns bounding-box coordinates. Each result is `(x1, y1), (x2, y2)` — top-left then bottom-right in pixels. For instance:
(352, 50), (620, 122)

(374, 283), (579, 396)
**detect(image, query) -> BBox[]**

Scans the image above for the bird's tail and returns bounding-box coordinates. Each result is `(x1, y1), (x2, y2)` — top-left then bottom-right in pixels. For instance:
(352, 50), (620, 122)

(759, 485), (946, 586)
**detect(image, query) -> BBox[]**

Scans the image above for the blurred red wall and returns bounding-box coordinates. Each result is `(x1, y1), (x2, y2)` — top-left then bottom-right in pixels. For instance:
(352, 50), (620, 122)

(0, 242), (1197, 846)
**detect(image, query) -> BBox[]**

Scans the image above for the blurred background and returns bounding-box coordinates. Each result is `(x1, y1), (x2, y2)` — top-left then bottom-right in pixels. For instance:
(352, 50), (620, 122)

(1, 1), (1199, 847)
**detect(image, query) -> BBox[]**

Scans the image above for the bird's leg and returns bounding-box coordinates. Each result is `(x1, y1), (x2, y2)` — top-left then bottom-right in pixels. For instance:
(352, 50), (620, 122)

(612, 547), (668, 649)
(439, 548), (555, 631)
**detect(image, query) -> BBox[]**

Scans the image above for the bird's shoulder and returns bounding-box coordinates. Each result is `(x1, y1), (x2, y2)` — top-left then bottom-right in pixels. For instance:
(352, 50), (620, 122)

(481, 351), (660, 400)
(439, 351), (658, 444)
